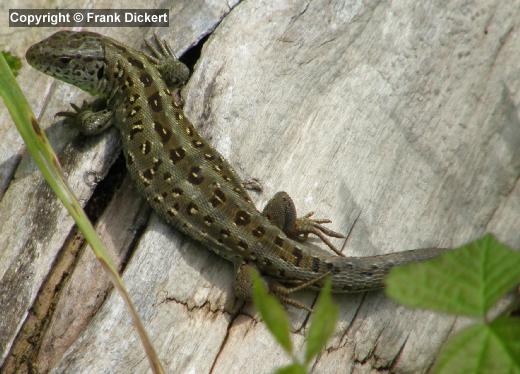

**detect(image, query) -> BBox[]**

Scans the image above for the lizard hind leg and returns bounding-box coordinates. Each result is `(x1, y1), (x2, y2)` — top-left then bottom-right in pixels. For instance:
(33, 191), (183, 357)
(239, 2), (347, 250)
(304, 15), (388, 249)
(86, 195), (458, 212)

(233, 263), (257, 302)
(234, 263), (321, 313)
(262, 191), (346, 256)
(270, 271), (332, 312)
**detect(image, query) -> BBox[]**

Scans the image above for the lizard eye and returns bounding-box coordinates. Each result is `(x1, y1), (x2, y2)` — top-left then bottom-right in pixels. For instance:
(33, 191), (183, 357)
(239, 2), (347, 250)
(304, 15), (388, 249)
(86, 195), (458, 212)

(59, 57), (71, 64)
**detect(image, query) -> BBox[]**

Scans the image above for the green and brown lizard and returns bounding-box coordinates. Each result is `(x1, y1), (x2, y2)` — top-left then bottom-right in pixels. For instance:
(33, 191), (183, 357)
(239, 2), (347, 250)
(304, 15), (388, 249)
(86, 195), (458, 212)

(26, 31), (447, 310)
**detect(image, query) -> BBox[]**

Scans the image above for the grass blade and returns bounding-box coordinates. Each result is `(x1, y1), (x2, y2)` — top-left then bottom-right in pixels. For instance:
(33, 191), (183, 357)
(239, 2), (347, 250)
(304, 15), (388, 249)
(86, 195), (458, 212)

(0, 53), (164, 373)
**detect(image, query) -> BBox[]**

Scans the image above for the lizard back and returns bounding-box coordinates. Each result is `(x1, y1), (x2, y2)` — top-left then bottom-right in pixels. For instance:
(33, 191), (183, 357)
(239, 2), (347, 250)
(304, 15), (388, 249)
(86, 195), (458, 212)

(26, 31), (447, 293)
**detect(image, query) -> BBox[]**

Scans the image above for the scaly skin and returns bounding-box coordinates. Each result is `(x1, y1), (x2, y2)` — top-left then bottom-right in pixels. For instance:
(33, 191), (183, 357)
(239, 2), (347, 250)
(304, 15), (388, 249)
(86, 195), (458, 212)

(26, 31), (447, 306)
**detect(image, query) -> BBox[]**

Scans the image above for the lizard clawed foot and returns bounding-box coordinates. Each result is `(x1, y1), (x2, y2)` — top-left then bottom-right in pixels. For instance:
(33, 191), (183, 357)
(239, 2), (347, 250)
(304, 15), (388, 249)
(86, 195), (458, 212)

(275, 294), (313, 313)
(55, 101), (84, 126)
(55, 99), (113, 135)
(295, 212), (346, 256)
(144, 32), (189, 91)
(144, 32), (177, 63)
(270, 271), (332, 312)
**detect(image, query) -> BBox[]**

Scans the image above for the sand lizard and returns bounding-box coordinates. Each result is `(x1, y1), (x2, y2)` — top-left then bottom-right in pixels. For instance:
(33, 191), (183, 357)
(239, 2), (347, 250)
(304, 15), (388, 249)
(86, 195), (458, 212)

(26, 31), (447, 310)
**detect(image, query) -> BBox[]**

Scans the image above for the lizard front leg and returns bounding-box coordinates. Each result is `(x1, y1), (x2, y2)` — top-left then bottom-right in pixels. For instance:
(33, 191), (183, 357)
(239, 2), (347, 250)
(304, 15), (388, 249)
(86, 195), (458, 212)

(56, 98), (114, 135)
(143, 33), (189, 107)
(262, 191), (345, 256)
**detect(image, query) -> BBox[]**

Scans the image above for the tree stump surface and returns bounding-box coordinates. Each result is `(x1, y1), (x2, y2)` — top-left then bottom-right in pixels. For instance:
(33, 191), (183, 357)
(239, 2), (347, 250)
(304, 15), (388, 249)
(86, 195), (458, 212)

(0, 1), (519, 373)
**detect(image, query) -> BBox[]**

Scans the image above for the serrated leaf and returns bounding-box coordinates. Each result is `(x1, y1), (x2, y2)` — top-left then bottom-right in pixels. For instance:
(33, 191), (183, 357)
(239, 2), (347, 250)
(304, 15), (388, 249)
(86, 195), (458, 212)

(305, 277), (338, 364)
(275, 363), (307, 374)
(386, 234), (520, 317)
(2, 51), (22, 77)
(251, 270), (293, 354)
(434, 317), (520, 374)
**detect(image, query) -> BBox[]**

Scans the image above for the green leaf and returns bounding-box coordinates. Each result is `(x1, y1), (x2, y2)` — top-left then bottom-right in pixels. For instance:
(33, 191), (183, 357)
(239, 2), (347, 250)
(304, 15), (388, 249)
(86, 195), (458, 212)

(305, 277), (338, 365)
(386, 234), (520, 317)
(434, 317), (520, 374)
(251, 269), (293, 354)
(275, 363), (307, 374)
(2, 51), (22, 77)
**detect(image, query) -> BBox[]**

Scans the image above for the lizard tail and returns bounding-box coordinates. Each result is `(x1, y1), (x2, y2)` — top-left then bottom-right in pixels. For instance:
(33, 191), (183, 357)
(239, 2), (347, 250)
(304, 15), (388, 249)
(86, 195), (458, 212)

(325, 247), (449, 293)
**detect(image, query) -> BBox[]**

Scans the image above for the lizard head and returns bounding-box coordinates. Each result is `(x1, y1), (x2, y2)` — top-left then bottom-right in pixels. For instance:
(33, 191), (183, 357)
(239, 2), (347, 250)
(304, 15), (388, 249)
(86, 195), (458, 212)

(26, 30), (108, 95)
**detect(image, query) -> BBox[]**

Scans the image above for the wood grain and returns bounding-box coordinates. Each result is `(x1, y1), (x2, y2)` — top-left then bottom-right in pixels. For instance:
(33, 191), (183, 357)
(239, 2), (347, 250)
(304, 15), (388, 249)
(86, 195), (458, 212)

(1, 0), (519, 373)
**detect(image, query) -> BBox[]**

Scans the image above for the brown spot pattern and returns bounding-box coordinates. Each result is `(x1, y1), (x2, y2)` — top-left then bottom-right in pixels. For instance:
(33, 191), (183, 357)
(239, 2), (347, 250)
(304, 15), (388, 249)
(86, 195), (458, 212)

(220, 229), (230, 238)
(129, 122), (144, 139)
(127, 153), (134, 165)
(129, 106), (141, 117)
(142, 169), (153, 181)
(237, 240), (248, 252)
(169, 147), (186, 163)
(188, 166), (204, 185)
(235, 211), (251, 226)
(148, 92), (162, 112)
(214, 188), (226, 203)
(167, 204), (179, 217)
(151, 158), (162, 171)
(252, 226), (265, 237)
(140, 72), (153, 86)
(171, 187), (183, 197)
(141, 175), (151, 187)
(141, 140), (151, 155)
(153, 121), (171, 143)
(128, 57), (144, 69)
(187, 202), (198, 215)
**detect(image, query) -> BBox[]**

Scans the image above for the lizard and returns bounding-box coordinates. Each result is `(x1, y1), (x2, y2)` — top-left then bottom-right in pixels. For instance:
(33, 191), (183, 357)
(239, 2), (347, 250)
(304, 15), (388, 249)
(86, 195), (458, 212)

(25, 31), (447, 310)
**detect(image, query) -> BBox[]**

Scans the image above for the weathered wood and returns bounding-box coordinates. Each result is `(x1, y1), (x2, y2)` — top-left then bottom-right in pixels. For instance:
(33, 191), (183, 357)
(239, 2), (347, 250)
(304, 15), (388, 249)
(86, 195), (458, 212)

(0, 0), (240, 372)
(1, 173), (151, 373)
(1, 0), (519, 373)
